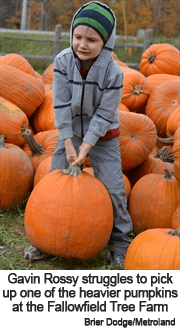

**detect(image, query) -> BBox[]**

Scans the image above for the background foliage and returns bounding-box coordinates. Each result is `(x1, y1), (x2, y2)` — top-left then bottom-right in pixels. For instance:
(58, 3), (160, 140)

(3, 0), (180, 37)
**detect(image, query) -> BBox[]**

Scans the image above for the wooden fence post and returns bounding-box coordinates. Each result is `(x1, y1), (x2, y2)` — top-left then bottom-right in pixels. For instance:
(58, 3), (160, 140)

(143, 28), (153, 51)
(54, 24), (62, 58)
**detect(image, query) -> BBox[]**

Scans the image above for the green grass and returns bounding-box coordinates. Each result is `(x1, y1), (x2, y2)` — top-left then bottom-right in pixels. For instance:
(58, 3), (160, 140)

(0, 32), (179, 74)
(0, 200), (125, 271)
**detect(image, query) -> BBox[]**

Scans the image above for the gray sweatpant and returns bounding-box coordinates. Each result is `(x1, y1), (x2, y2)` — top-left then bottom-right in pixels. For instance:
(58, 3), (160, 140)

(50, 135), (133, 253)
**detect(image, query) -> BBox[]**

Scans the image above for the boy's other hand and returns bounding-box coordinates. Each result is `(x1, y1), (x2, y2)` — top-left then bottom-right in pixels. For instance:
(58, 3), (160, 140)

(64, 138), (78, 164)
(71, 142), (92, 166)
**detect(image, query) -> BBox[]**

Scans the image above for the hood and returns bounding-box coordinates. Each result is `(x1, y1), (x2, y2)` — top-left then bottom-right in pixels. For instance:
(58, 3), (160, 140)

(70, 1), (116, 63)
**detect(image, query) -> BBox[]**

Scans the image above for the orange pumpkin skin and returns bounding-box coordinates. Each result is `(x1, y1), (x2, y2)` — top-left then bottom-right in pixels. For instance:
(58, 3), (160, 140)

(172, 128), (180, 183)
(146, 74), (180, 94)
(42, 63), (54, 85)
(33, 157), (53, 187)
(0, 97), (29, 147)
(166, 107), (180, 138)
(0, 65), (45, 118)
(146, 80), (180, 137)
(171, 207), (180, 230)
(32, 89), (56, 133)
(24, 166), (113, 260)
(0, 136), (34, 209)
(124, 228), (180, 270)
(129, 170), (180, 234)
(0, 53), (37, 77)
(22, 129), (59, 172)
(119, 112), (157, 171)
(140, 43), (180, 76)
(121, 70), (150, 112)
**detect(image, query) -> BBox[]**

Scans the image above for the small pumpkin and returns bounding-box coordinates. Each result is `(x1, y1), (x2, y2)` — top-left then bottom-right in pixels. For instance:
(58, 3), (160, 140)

(24, 164), (113, 260)
(171, 207), (180, 230)
(0, 53), (37, 77)
(42, 63), (54, 85)
(124, 228), (180, 270)
(146, 73), (180, 94)
(32, 89), (56, 133)
(172, 127), (180, 183)
(119, 111), (157, 171)
(129, 169), (180, 234)
(121, 70), (150, 112)
(140, 43), (180, 76)
(0, 135), (34, 210)
(146, 80), (180, 137)
(166, 107), (180, 138)
(0, 96), (29, 146)
(22, 129), (59, 172)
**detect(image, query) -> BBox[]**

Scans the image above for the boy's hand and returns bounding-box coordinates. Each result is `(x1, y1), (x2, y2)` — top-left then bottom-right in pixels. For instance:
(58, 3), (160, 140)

(72, 142), (92, 166)
(64, 138), (78, 164)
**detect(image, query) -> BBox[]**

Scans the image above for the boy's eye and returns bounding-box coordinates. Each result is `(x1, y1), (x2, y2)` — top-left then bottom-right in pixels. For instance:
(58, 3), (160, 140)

(88, 39), (95, 42)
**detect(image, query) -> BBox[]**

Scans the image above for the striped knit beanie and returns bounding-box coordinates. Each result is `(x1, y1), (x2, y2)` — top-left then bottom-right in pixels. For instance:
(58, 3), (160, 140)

(73, 2), (115, 43)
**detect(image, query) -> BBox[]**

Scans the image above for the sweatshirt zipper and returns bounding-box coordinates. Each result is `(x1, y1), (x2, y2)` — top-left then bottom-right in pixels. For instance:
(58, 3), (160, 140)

(80, 81), (85, 138)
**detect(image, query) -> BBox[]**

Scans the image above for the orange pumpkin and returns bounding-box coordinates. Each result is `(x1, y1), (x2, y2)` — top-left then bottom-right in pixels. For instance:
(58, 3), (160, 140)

(129, 169), (180, 234)
(0, 53), (37, 77)
(171, 207), (180, 230)
(124, 228), (180, 270)
(32, 89), (56, 133)
(0, 96), (29, 146)
(0, 64), (45, 118)
(172, 128), (180, 183)
(119, 111), (157, 171)
(24, 165), (113, 260)
(0, 135), (34, 209)
(42, 63), (54, 85)
(146, 80), (180, 137)
(33, 157), (53, 186)
(140, 43), (180, 76)
(22, 129), (59, 172)
(146, 73), (180, 94)
(166, 107), (180, 138)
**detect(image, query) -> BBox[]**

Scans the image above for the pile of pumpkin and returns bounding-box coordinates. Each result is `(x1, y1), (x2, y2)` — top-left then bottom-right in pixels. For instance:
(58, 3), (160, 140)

(0, 42), (180, 269)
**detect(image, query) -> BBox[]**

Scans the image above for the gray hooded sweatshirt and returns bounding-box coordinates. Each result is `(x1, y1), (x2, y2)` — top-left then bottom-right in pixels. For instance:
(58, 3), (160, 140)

(53, 1), (124, 147)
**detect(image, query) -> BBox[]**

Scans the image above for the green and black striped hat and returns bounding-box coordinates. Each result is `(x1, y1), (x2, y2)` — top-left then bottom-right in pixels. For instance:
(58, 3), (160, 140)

(73, 2), (115, 43)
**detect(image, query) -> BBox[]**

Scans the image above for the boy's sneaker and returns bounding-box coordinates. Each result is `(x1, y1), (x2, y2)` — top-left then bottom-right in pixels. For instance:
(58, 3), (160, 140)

(24, 245), (51, 261)
(106, 251), (124, 267)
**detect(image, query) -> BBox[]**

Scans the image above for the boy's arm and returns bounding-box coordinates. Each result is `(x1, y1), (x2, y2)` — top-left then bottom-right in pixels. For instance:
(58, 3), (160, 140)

(83, 70), (124, 146)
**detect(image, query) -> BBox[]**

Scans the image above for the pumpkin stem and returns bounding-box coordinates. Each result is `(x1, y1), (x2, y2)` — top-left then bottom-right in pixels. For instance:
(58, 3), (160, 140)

(22, 128), (44, 156)
(168, 229), (180, 237)
(148, 53), (156, 64)
(0, 135), (5, 148)
(62, 164), (82, 176)
(157, 136), (174, 145)
(164, 169), (173, 180)
(155, 146), (174, 163)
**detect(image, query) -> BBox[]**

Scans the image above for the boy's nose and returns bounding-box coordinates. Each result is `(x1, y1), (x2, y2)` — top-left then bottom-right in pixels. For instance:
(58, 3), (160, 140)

(79, 39), (87, 48)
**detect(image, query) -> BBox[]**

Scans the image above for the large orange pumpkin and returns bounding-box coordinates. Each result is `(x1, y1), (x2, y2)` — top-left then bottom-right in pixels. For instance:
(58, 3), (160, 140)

(172, 127), (180, 183)
(124, 228), (180, 270)
(146, 80), (180, 137)
(129, 169), (180, 234)
(166, 107), (180, 138)
(24, 165), (113, 260)
(140, 43), (180, 76)
(119, 111), (157, 171)
(0, 97), (29, 147)
(0, 64), (45, 118)
(0, 135), (34, 209)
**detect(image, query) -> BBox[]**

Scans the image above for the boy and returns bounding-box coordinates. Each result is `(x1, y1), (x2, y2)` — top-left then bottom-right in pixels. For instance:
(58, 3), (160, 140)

(25, 1), (132, 266)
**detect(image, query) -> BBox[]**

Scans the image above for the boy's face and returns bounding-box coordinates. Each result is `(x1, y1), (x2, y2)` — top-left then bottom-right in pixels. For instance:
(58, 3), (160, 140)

(72, 26), (104, 62)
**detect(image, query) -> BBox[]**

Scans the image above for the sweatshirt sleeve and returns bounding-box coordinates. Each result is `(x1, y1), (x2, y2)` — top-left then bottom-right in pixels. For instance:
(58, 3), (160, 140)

(53, 54), (73, 140)
(83, 67), (124, 146)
